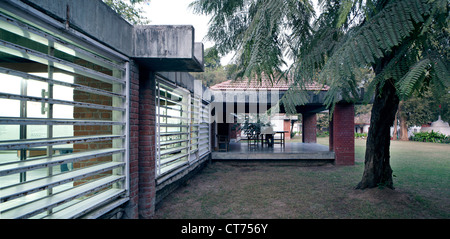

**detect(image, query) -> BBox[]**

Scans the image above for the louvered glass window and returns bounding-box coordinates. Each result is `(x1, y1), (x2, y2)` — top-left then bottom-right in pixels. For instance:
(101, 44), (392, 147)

(155, 78), (190, 178)
(0, 10), (129, 218)
(155, 77), (210, 183)
(198, 103), (210, 157)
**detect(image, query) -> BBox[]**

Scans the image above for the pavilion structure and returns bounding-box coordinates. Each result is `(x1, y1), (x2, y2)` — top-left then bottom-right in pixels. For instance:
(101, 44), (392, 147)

(209, 77), (355, 165)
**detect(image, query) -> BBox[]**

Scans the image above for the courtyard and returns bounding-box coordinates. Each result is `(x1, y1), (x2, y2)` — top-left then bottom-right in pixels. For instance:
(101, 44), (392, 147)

(0, 0), (448, 221)
(154, 137), (450, 219)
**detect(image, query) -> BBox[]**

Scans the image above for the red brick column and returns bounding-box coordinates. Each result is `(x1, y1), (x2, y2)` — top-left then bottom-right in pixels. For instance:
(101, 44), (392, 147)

(283, 120), (291, 140)
(123, 61), (140, 219)
(329, 113), (334, 151)
(122, 62), (157, 219)
(302, 113), (317, 143)
(137, 68), (156, 218)
(330, 103), (354, 165)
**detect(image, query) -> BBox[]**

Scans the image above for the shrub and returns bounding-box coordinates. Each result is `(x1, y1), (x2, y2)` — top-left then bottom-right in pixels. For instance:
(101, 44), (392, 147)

(316, 131), (329, 137)
(290, 131), (297, 138)
(410, 131), (449, 144)
(355, 133), (368, 138)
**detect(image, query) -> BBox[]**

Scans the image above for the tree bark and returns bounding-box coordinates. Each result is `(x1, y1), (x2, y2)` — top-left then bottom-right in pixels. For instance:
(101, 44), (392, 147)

(356, 81), (399, 189)
(393, 110), (398, 140)
(398, 101), (409, 141)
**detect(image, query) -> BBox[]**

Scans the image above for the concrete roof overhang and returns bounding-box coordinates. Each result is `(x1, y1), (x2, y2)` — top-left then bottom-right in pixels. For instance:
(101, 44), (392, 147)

(12, 0), (204, 72)
(133, 26), (204, 72)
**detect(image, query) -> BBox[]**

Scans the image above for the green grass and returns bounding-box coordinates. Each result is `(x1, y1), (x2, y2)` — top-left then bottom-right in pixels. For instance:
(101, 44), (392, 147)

(154, 137), (450, 219)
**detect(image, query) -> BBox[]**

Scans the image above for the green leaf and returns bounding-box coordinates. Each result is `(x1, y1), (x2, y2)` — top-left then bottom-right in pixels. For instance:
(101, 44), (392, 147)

(397, 58), (431, 98)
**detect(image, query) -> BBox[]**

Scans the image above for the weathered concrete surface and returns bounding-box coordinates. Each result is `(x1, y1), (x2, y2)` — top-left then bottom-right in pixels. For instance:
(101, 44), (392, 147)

(133, 25), (204, 72)
(19, 0), (133, 56)
(194, 42), (204, 67)
(134, 25), (194, 59)
(10, 0), (204, 72)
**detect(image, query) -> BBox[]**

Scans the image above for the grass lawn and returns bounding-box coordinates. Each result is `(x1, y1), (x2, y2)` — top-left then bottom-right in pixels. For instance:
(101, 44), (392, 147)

(154, 136), (450, 219)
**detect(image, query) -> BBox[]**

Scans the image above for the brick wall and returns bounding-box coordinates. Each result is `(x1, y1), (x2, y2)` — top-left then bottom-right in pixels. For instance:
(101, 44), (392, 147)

(302, 113), (317, 143)
(329, 103), (354, 165)
(137, 67), (156, 218)
(123, 60), (140, 219)
(73, 61), (113, 186)
(71, 60), (158, 219)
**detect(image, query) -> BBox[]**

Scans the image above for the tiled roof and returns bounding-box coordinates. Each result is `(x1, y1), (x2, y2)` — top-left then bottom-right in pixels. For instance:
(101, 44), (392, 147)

(354, 113), (371, 125)
(209, 76), (329, 91)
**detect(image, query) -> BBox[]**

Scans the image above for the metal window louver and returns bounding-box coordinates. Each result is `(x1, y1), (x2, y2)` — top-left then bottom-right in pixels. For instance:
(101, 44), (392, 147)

(155, 77), (210, 183)
(0, 9), (129, 219)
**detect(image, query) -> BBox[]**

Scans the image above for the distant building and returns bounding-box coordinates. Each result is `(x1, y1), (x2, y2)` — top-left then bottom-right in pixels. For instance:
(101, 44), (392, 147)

(420, 116), (450, 136)
(355, 113), (371, 134)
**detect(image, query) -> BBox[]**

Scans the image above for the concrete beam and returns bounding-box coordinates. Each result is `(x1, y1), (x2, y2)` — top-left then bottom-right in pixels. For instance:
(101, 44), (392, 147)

(133, 25), (204, 72)
(18, 0), (133, 56)
(11, 0), (204, 72)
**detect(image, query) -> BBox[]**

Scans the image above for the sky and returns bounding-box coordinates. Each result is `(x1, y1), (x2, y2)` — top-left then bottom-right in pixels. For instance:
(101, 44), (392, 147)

(142, 0), (226, 61)
(142, 0), (241, 65)
(143, 1), (211, 44)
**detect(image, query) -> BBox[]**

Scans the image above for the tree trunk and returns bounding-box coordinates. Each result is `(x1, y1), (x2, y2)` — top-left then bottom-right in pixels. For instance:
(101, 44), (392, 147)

(398, 101), (409, 141)
(393, 110), (398, 140)
(356, 81), (399, 189)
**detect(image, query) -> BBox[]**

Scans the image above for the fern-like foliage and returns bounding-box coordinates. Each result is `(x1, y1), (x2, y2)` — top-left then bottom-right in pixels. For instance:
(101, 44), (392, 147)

(190, 0), (314, 82)
(318, 0), (429, 97)
(289, 0), (449, 113)
(397, 58), (431, 98)
(191, 0), (449, 114)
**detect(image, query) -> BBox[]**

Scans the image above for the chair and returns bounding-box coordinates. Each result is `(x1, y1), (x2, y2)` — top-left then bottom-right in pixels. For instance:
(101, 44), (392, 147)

(265, 133), (274, 147)
(217, 135), (229, 152)
(247, 132), (259, 149)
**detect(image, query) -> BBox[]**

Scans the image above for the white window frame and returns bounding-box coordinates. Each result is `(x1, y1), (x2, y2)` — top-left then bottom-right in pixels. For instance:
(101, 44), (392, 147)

(0, 7), (130, 219)
(155, 79), (190, 178)
(155, 77), (210, 184)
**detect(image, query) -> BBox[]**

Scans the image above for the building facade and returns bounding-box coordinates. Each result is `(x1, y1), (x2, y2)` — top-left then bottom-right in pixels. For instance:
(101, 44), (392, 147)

(0, 0), (357, 219)
(0, 0), (209, 219)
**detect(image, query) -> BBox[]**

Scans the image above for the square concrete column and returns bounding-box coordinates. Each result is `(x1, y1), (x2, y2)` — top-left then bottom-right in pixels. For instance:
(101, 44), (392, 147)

(329, 103), (355, 165)
(302, 113), (317, 143)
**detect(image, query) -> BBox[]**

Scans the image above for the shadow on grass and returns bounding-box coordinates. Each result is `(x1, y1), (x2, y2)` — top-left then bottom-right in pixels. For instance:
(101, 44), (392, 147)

(154, 138), (450, 219)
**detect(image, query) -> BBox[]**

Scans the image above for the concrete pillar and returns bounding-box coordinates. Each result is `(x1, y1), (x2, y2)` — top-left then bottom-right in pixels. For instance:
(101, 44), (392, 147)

(329, 103), (355, 165)
(302, 113), (317, 143)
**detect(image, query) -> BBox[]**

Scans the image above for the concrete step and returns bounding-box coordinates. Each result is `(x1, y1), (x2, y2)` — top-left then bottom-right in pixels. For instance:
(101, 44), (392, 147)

(211, 151), (335, 161)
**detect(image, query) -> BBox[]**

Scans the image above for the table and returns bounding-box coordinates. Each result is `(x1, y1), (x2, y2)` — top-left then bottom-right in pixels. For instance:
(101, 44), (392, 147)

(274, 131), (287, 147)
(260, 131), (287, 147)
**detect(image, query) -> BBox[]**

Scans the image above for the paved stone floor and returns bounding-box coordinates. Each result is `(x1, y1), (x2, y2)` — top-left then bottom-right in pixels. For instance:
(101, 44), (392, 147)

(227, 142), (329, 153)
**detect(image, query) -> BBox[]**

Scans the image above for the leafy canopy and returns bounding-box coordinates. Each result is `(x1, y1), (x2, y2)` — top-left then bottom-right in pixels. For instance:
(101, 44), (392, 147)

(103, 0), (150, 25)
(191, 0), (449, 114)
